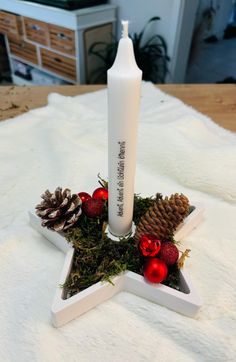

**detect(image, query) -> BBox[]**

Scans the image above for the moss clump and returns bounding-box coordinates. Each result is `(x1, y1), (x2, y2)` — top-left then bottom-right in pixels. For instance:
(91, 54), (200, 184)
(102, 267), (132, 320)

(63, 195), (181, 298)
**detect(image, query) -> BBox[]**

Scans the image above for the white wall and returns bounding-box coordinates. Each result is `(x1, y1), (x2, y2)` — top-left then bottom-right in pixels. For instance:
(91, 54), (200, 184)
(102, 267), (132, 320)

(108, 0), (198, 82)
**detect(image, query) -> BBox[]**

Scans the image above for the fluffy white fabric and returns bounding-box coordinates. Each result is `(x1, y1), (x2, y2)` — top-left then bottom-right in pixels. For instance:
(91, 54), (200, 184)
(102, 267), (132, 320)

(0, 83), (235, 362)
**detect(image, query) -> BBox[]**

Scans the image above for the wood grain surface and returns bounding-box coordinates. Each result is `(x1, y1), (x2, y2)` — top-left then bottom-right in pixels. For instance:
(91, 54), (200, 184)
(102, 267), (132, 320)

(0, 84), (235, 132)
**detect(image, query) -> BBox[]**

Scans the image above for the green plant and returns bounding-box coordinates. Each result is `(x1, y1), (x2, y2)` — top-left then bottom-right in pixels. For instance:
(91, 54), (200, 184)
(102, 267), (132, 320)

(89, 17), (170, 84)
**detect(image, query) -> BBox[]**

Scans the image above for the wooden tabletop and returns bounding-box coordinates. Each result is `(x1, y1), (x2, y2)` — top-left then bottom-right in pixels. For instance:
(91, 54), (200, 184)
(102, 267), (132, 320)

(0, 84), (235, 132)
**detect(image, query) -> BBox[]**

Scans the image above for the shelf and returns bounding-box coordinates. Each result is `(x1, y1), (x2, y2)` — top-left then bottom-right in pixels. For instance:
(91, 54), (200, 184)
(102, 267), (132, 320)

(10, 55), (76, 84)
(0, 1), (116, 30)
(1, 3), (116, 84)
(12, 74), (36, 86)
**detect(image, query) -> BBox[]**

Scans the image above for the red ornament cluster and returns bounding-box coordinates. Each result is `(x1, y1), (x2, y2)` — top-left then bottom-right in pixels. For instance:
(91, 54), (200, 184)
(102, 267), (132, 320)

(78, 192), (91, 203)
(78, 182), (180, 285)
(143, 258), (168, 283)
(159, 242), (179, 266)
(78, 187), (108, 218)
(92, 187), (108, 201)
(139, 234), (179, 284)
(139, 234), (161, 257)
(83, 198), (104, 218)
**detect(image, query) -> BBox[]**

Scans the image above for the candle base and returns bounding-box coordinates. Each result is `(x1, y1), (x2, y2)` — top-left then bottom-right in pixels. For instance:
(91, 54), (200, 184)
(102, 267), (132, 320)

(29, 204), (204, 327)
(106, 222), (136, 241)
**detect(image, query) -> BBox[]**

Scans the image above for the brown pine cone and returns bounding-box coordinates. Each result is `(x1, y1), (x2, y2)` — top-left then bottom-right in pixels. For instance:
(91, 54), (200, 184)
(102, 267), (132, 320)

(135, 193), (189, 242)
(35, 187), (82, 232)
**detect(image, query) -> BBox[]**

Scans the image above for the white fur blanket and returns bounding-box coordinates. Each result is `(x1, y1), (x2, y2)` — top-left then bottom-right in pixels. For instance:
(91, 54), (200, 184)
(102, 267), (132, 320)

(0, 83), (236, 362)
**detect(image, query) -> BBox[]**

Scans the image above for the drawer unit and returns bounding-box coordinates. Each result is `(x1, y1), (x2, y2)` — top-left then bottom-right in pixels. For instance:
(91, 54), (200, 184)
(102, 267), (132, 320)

(0, 11), (22, 39)
(23, 17), (49, 46)
(9, 39), (38, 65)
(49, 24), (75, 55)
(1, 3), (116, 85)
(41, 48), (76, 80)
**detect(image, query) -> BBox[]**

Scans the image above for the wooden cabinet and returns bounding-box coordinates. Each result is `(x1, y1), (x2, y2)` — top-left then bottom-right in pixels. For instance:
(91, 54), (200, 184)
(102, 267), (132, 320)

(49, 24), (75, 56)
(0, 3), (116, 84)
(9, 38), (38, 64)
(24, 17), (49, 46)
(0, 11), (22, 39)
(41, 48), (76, 80)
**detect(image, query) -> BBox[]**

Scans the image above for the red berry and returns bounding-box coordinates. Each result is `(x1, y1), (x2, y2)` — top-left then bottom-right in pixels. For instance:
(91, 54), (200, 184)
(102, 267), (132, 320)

(159, 242), (179, 266)
(83, 198), (104, 218)
(139, 234), (161, 257)
(92, 187), (108, 201)
(143, 258), (168, 283)
(78, 192), (92, 203)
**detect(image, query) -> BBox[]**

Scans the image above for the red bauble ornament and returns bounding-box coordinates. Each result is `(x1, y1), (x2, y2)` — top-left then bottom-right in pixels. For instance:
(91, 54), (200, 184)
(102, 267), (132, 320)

(143, 258), (168, 283)
(78, 192), (91, 203)
(92, 187), (108, 201)
(139, 234), (161, 257)
(159, 242), (179, 266)
(83, 198), (104, 218)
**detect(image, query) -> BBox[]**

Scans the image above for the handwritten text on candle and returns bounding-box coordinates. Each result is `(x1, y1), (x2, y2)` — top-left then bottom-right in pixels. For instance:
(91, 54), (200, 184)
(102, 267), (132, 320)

(117, 141), (126, 216)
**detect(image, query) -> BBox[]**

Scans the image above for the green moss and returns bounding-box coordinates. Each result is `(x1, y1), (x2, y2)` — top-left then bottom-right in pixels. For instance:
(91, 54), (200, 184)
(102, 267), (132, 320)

(63, 194), (181, 298)
(162, 264), (181, 291)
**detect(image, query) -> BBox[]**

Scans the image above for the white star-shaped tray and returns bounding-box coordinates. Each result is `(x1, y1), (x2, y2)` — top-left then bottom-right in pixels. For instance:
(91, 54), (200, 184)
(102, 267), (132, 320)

(29, 205), (204, 327)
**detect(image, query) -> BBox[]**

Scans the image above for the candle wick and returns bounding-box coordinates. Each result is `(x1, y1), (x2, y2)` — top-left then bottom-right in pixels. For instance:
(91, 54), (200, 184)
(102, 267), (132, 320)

(121, 20), (129, 38)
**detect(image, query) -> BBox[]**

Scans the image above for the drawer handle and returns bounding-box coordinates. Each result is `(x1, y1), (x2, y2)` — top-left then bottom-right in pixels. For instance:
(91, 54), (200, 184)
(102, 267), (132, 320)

(30, 24), (41, 31)
(54, 57), (62, 63)
(57, 32), (68, 40)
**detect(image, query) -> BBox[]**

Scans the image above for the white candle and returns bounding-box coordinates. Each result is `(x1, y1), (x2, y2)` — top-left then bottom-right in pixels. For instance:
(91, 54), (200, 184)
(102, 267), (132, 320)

(108, 20), (142, 237)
